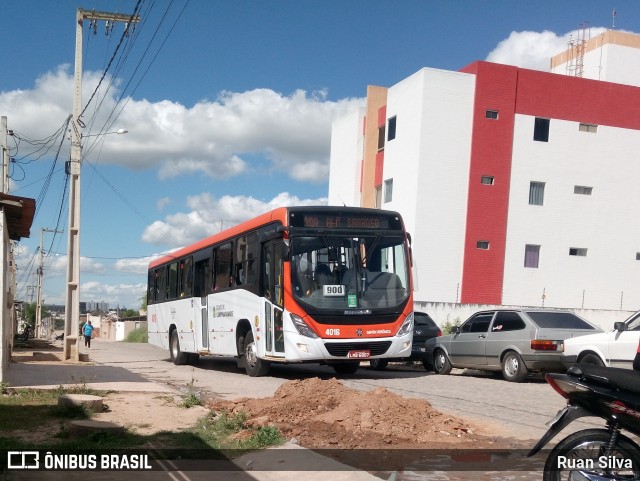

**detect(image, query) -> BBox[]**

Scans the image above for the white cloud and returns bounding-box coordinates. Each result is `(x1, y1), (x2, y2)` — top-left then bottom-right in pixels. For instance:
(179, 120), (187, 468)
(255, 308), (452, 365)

(115, 255), (163, 275)
(0, 68), (364, 184)
(81, 281), (147, 309)
(156, 197), (172, 211)
(486, 27), (608, 70)
(142, 192), (327, 247)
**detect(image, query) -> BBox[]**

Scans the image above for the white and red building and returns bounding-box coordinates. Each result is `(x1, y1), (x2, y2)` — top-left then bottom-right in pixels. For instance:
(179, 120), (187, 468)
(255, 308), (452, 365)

(329, 31), (640, 321)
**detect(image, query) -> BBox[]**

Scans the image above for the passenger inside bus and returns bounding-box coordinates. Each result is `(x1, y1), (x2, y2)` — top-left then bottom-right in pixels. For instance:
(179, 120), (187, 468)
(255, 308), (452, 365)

(314, 263), (333, 288)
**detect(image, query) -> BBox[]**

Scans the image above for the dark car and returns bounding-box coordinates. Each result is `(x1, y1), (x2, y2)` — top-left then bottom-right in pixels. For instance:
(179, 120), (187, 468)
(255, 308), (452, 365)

(425, 309), (602, 382)
(369, 311), (442, 370)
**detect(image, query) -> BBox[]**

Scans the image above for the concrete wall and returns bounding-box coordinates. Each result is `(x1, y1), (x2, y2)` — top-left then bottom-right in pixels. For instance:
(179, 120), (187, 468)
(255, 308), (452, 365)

(356, 68), (476, 303)
(328, 108), (365, 207)
(414, 300), (634, 332)
(0, 214), (8, 382)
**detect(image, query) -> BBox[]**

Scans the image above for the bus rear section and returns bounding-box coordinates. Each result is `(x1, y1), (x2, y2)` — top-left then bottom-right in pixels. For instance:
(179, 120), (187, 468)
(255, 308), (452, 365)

(147, 206), (414, 376)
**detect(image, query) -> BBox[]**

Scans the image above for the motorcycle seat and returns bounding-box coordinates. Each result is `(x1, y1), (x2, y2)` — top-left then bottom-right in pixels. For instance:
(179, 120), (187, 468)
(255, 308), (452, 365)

(568, 365), (640, 395)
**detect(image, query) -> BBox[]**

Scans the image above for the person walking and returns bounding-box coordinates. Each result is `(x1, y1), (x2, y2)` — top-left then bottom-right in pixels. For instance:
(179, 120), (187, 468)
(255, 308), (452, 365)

(83, 320), (95, 349)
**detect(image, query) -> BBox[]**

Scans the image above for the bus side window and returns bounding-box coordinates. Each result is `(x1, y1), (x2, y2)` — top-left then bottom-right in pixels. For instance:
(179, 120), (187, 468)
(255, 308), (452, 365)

(168, 262), (179, 299)
(180, 256), (193, 298)
(156, 267), (166, 302)
(214, 242), (233, 290)
(148, 270), (155, 304)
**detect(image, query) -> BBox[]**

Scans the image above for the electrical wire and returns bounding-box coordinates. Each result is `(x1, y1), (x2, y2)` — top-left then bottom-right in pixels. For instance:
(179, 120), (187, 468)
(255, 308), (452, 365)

(79, 0), (144, 121)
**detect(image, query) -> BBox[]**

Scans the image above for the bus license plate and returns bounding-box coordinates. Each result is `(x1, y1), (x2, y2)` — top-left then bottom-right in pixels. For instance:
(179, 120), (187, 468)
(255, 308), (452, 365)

(347, 350), (371, 359)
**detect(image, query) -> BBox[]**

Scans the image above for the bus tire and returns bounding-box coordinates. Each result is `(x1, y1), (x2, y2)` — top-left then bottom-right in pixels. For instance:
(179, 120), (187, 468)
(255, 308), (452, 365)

(369, 359), (388, 370)
(244, 330), (270, 377)
(332, 362), (360, 375)
(170, 330), (189, 365)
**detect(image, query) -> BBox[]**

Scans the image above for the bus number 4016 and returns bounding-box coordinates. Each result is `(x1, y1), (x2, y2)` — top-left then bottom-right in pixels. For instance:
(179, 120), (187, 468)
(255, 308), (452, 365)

(325, 328), (341, 336)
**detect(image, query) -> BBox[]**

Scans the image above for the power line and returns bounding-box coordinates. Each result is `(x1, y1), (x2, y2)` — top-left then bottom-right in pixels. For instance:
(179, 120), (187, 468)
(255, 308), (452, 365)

(78, 0), (143, 121)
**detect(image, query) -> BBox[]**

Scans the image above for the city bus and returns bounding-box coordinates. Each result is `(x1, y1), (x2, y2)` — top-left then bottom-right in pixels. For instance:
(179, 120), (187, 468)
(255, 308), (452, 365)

(147, 206), (414, 376)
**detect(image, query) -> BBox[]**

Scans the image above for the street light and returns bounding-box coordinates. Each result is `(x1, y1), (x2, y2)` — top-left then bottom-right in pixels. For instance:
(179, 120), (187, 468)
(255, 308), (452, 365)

(82, 128), (128, 138)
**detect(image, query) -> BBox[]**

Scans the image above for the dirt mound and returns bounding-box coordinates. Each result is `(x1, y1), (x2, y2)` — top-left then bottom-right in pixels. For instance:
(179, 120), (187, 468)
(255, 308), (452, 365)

(209, 377), (504, 449)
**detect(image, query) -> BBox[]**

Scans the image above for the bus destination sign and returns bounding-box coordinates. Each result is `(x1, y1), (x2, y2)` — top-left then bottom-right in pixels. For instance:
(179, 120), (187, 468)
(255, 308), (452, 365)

(296, 214), (389, 230)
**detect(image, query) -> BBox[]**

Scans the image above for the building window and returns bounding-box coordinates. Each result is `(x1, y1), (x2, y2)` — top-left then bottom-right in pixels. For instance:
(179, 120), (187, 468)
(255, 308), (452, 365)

(569, 247), (588, 257)
(384, 179), (393, 203)
(481, 175), (495, 185)
(579, 123), (598, 133)
(477, 241), (490, 250)
(637, 252), (640, 261)
(524, 245), (540, 268)
(387, 116), (396, 141)
(378, 125), (385, 150)
(485, 110), (499, 119)
(533, 117), (550, 142)
(574, 185), (593, 195)
(529, 181), (545, 206)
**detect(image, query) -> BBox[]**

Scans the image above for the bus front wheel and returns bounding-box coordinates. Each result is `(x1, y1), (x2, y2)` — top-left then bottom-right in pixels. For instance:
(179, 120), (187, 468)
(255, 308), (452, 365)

(170, 330), (189, 365)
(332, 362), (360, 375)
(243, 331), (270, 377)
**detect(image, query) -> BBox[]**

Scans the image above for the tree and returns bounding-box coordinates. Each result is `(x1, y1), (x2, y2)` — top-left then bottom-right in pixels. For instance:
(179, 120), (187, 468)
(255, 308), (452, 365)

(22, 303), (47, 327)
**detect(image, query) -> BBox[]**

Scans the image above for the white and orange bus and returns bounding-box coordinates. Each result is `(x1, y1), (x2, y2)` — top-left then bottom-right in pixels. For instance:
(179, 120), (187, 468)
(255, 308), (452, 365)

(147, 206), (414, 376)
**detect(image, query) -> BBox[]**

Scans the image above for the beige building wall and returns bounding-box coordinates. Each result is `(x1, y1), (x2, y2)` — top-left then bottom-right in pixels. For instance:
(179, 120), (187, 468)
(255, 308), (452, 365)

(361, 86), (387, 208)
(551, 30), (640, 86)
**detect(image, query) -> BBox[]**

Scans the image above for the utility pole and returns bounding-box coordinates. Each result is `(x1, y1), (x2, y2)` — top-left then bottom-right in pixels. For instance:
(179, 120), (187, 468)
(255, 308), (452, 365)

(36, 228), (63, 338)
(63, 8), (140, 361)
(1, 116), (9, 194)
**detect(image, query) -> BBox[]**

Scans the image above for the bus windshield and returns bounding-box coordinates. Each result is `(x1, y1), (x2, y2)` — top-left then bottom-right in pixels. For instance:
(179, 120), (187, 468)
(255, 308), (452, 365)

(290, 234), (410, 310)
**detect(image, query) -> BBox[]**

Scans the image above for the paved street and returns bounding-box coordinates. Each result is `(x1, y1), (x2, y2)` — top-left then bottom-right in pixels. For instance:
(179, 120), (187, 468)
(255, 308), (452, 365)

(63, 339), (602, 441)
(6, 339), (608, 481)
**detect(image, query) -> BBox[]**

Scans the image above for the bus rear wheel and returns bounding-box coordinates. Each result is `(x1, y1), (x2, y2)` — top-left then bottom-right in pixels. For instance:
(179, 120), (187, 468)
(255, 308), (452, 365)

(170, 330), (189, 365)
(243, 331), (270, 377)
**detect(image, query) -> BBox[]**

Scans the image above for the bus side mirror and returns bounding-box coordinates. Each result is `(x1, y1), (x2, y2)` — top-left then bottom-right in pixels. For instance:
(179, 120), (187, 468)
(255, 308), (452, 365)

(276, 225), (290, 260)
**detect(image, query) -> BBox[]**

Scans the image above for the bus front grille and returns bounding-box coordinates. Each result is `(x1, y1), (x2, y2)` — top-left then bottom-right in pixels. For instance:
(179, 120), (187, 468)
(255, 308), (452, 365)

(324, 341), (392, 357)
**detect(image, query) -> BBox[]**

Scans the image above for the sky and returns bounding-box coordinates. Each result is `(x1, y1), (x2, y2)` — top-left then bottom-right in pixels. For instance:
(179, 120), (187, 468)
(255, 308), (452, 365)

(0, 0), (635, 310)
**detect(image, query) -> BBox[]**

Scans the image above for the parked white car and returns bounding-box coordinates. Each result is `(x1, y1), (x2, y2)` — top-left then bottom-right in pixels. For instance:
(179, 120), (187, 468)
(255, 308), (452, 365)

(563, 310), (640, 369)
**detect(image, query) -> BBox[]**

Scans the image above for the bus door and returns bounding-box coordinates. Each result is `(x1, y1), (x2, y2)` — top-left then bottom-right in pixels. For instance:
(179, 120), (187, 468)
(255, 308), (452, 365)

(262, 241), (285, 356)
(193, 257), (211, 352)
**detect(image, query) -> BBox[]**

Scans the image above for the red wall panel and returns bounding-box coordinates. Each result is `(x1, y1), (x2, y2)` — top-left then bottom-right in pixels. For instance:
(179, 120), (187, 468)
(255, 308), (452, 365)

(459, 62), (518, 304)
(458, 61), (640, 304)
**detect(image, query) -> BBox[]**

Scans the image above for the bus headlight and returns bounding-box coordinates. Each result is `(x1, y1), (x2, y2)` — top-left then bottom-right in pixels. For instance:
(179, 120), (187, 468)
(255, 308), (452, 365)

(396, 312), (414, 337)
(290, 313), (319, 339)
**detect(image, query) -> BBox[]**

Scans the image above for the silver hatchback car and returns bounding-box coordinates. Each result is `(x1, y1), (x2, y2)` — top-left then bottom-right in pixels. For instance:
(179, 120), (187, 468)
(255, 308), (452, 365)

(425, 309), (602, 382)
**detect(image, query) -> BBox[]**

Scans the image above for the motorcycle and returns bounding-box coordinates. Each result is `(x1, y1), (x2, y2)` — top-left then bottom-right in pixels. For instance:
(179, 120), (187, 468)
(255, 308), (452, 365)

(528, 364), (640, 481)
(20, 325), (33, 341)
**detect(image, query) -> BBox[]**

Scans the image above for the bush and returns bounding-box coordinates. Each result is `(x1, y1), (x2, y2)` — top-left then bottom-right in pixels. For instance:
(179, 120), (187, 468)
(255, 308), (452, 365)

(441, 318), (461, 335)
(125, 326), (148, 343)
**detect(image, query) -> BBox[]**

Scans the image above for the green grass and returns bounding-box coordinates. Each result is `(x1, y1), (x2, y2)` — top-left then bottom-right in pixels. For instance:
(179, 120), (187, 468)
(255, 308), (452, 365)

(0, 385), (284, 454)
(190, 411), (284, 452)
(125, 326), (148, 343)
